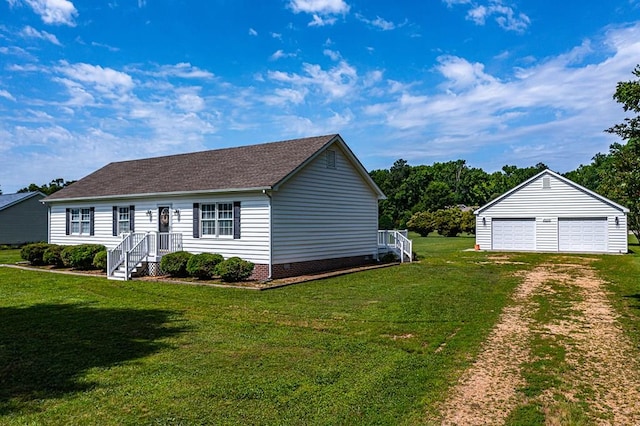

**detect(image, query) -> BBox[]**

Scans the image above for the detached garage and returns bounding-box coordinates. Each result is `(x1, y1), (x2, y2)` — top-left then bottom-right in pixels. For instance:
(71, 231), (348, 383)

(475, 170), (629, 254)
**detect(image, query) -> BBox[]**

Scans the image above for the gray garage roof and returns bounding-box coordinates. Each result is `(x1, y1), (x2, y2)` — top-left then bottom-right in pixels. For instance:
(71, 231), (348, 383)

(0, 192), (44, 211)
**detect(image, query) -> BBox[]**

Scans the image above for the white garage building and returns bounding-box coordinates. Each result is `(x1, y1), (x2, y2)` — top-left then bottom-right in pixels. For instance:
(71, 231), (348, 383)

(475, 170), (629, 254)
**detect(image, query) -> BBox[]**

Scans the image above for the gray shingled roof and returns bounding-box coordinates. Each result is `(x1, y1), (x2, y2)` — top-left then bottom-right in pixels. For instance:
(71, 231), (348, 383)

(45, 134), (349, 201)
(0, 192), (43, 210)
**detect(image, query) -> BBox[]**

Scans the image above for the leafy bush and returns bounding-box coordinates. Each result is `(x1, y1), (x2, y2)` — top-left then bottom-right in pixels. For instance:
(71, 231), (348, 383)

(432, 208), (463, 237)
(407, 211), (435, 237)
(92, 250), (108, 272)
(186, 253), (224, 279)
(61, 244), (106, 270)
(43, 245), (65, 267)
(160, 251), (193, 277)
(380, 252), (398, 263)
(214, 257), (254, 282)
(461, 209), (476, 235)
(20, 242), (51, 265)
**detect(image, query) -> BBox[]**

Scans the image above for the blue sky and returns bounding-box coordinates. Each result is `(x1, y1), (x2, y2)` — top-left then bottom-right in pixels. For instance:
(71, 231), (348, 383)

(1, 0), (640, 193)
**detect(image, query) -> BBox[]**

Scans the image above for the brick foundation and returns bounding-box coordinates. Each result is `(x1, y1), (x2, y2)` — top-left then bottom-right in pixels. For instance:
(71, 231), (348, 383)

(141, 257), (374, 282)
(270, 255), (376, 279)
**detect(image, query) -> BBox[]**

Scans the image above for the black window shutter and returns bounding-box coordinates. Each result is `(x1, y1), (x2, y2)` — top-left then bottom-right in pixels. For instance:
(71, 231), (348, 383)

(89, 207), (95, 236)
(112, 206), (118, 236)
(193, 203), (200, 238)
(129, 205), (135, 232)
(65, 208), (70, 235)
(233, 201), (241, 240)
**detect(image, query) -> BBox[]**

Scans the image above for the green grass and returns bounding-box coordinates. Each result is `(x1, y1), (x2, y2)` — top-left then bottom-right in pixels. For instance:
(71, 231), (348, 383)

(0, 237), (520, 425)
(1, 236), (639, 424)
(0, 249), (21, 264)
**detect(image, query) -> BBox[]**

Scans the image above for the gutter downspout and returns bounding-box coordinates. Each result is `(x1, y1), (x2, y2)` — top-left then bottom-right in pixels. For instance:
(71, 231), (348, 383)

(263, 189), (273, 280)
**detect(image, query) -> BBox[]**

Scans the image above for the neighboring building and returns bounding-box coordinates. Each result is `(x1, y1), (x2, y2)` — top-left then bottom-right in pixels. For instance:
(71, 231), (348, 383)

(43, 134), (387, 280)
(475, 169), (629, 254)
(0, 191), (48, 245)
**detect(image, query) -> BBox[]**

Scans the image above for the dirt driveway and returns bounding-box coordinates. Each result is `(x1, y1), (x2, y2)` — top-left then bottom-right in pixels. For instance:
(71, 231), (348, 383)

(439, 256), (640, 425)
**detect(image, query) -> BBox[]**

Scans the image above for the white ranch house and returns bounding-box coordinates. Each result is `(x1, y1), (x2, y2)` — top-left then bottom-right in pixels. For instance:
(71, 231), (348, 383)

(475, 169), (629, 254)
(43, 134), (411, 280)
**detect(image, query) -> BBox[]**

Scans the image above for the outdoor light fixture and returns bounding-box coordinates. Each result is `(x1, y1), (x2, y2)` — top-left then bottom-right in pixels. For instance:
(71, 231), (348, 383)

(482, 217), (486, 225)
(615, 216), (619, 226)
(146, 210), (152, 216)
(173, 209), (181, 220)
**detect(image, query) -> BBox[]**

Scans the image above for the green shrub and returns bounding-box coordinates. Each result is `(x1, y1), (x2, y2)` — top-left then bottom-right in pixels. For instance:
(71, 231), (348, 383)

(20, 242), (51, 265)
(214, 257), (254, 282)
(432, 208), (463, 237)
(380, 252), (398, 263)
(61, 244), (106, 270)
(43, 245), (65, 267)
(160, 251), (193, 277)
(407, 211), (434, 237)
(186, 253), (224, 279)
(92, 250), (108, 272)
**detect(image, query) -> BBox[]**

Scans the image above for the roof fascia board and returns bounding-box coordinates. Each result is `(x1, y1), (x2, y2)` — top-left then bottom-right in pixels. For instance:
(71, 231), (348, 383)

(42, 187), (272, 204)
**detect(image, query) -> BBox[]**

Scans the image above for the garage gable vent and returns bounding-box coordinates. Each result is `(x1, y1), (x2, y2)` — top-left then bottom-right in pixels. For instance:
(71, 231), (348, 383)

(542, 176), (551, 189)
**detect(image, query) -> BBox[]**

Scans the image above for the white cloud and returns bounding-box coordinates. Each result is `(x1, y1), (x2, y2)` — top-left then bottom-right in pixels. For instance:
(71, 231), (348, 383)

(446, 0), (530, 33)
(363, 23), (640, 169)
(14, 0), (78, 26)
(248, 28), (258, 36)
(271, 32), (282, 39)
(436, 55), (497, 91)
(150, 63), (215, 79)
(55, 62), (134, 94)
(270, 50), (296, 61)
(288, 0), (349, 15)
(0, 89), (16, 101)
(20, 25), (61, 45)
(268, 60), (358, 100)
(308, 14), (337, 27)
(91, 41), (120, 52)
(355, 13), (397, 30)
(288, 0), (349, 26)
(323, 49), (341, 61)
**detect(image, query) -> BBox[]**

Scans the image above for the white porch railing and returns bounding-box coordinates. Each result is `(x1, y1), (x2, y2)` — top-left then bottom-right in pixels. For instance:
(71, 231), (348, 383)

(378, 229), (413, 263)
(107, 232), (183, 280)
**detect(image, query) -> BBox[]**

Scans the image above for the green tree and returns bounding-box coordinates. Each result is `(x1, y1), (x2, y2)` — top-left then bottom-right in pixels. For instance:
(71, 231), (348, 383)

(604, 65), (640, 242)
(407, 211), (434, 237)
(18, 178), (74, 196)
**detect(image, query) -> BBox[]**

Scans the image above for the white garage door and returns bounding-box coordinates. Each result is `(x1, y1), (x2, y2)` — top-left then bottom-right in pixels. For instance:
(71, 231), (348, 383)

(558, 218), (607, 252)
(492, 219), (535, 251)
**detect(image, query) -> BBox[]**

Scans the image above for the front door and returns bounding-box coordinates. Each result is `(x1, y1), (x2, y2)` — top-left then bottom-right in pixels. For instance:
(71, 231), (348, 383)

(158, 206), (170, 233)
(158, 207), (170, 252)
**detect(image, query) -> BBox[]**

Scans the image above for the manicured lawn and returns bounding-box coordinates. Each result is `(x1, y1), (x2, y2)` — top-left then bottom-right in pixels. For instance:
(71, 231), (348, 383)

(1, 236), (638, 424)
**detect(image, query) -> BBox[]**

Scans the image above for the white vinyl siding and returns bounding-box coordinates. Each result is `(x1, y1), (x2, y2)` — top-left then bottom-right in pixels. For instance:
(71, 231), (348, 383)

(49, 194), (270, 263)
(491, 219), (535, 251)
(271, 144), (379, 264)
(476, 171), (628, 254)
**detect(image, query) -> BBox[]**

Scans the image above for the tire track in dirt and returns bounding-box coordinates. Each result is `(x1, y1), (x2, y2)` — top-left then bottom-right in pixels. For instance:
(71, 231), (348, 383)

(438, 257), (640, 425)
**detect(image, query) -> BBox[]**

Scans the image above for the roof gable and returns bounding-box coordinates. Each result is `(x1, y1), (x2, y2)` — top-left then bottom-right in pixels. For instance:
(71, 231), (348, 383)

(475, 169), (629, 214)
(44, 134), (384, 201)
(0, 192), (45, 211)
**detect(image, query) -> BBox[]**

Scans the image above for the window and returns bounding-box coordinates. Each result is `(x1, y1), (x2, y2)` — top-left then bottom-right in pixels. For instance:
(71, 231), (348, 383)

(70, 208), (92, 235)
(201, 203), (234, 237)
(112, 205), (135, 236)
(118, 207), (130, 234)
